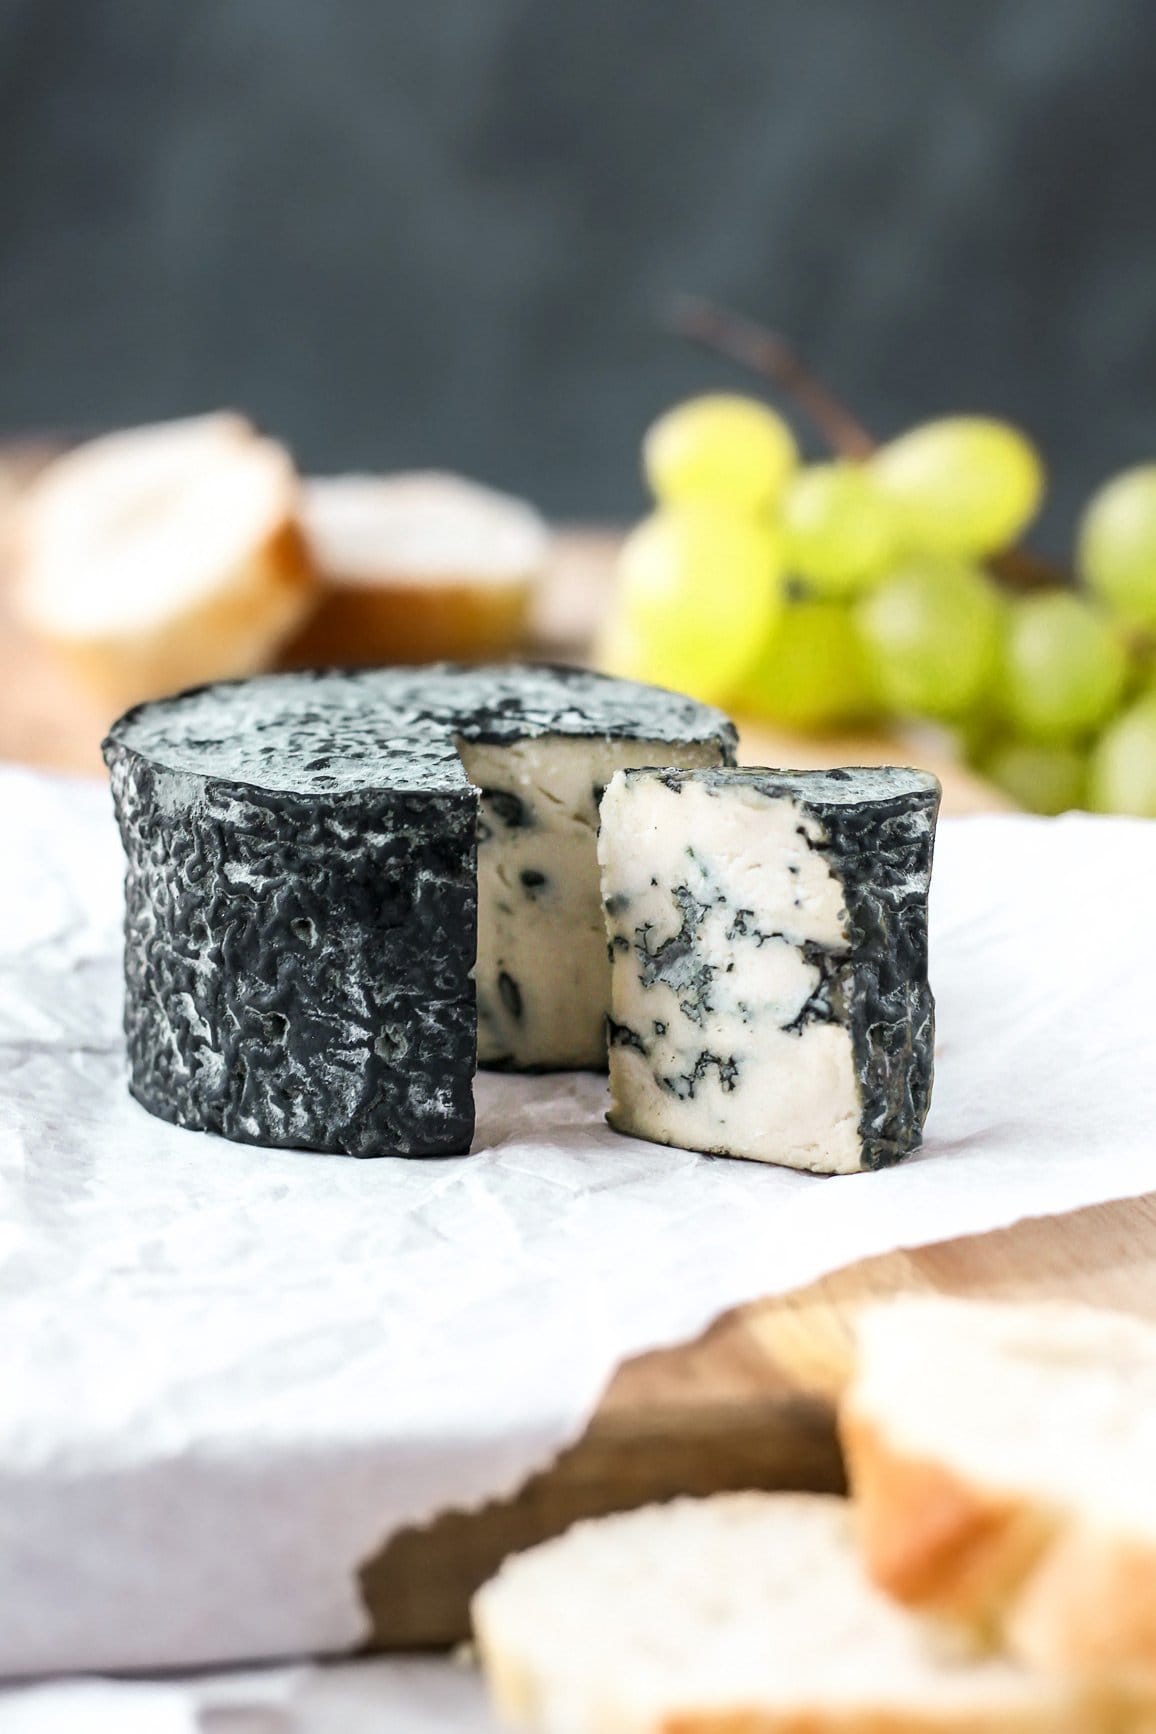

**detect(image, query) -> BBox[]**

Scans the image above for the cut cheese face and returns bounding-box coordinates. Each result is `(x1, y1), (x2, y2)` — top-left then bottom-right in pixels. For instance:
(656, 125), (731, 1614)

(598, 766), (940, 1174)
(461, 736), (725, 1070)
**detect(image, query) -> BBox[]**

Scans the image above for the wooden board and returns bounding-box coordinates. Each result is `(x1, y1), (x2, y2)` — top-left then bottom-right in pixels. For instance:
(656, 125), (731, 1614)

(362, 1195), (1156, 1646)
(1, 486), (1146, 1652)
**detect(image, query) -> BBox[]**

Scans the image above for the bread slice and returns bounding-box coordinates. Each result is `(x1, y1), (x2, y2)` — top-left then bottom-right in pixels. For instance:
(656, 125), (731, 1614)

(472, 1493), (1095, 1732)
(284, 471), (547, 666)
(14, 414), (316, 709)
(841, 1298), (1156, 1695)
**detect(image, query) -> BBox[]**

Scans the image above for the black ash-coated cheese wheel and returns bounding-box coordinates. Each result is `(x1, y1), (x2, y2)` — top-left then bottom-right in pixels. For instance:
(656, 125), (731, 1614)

(104, 665), (735, 1157)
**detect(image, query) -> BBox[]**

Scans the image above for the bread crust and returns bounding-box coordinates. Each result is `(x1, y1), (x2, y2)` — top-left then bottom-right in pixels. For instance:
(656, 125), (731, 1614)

(32, 513), (316, 710)
(478, 1639), (1087, 1734)
(839, 1409), (1051, 1626)
(472, 1487), (1113, 1734)
(479, 1635), (1093, 1734)
(660, 1710), (1088, 1733)
(841, 1405), (1156, 1697)
(1009, 1524), (1156, 1691)
(472, 1626), (539, 1728)
(279, 569), (530, 667)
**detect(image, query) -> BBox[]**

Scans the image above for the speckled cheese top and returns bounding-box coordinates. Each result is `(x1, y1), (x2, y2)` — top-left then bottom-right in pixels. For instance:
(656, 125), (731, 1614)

(628, 764), (942, 808)
(106, 665), (737, 795)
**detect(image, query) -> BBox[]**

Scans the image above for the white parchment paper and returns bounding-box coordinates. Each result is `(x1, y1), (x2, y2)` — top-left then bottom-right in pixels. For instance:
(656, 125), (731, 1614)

(0, 1658), (496, 1734)
(1, 765), (1154, 1679)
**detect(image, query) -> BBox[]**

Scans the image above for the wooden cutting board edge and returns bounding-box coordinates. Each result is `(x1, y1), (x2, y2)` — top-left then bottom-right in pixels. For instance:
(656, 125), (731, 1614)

(360, 1191), (1156, 1648)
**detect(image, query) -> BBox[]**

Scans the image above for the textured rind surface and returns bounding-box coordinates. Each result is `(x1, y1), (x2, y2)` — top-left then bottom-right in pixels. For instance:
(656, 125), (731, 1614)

(104, 747), (478, 1156)
(103, 665), (735, 1156)
(109, 664), (737, 793)
(796, 767), (941, 1169)
(608, 765), (940, 1170)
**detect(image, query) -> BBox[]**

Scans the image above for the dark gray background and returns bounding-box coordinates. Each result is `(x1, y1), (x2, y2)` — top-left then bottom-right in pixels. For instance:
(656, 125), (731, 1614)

(1, 0), (1154, 544)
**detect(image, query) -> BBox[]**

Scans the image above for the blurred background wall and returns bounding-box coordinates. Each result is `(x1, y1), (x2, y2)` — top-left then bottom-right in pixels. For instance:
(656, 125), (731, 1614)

(1, 0), (1153, 542)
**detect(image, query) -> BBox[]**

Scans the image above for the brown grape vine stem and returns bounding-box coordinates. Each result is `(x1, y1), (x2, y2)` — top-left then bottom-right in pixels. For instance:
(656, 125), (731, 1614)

(670, 294), (1061, 592)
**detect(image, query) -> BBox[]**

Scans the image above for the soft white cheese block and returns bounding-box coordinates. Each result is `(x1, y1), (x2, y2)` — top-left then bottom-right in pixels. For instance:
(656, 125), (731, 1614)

(460, 735), (727, 1069)
(597, 766), (940, 1173)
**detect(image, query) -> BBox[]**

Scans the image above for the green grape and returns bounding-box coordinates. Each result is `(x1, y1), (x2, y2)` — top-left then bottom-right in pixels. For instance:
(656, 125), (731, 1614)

(871, 417), (1044, 558)
(854, 558), (1002, 720)
(999, 591), (1127, 743)
(1077, 465), (1156, 628)
(981, 740), (1087, 815)
(643, 394), (798, 512)
(949, 708), (1004, 769)
(779, 462), (896, 595)
(615, 505), (783, 702)
(1089, 697), (1156, 816)
(732, 596), (874, 730)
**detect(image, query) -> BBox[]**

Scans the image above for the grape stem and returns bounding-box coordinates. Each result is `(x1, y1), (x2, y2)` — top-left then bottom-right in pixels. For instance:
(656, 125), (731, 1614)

(670, 294), (1060, 591)
(672, 296), (877, 460)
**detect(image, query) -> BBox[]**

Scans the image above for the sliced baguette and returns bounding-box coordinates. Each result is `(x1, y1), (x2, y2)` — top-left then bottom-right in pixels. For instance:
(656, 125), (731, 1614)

(283, 471), (547, 666)
(841, 1298), (1156, 1694)
(14, 414), (316, 709)
(472, 1493), (1095, 1732)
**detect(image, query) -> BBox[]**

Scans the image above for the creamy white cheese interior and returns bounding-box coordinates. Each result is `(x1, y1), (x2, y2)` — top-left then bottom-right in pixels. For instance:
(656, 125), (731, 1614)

(597, 773), (864, 1172)
(459, 736), (724, 1069)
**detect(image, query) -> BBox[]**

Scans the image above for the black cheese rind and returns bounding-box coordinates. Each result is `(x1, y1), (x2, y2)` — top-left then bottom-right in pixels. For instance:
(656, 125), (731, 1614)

(791, 767), (941, 1168)
(103, 665), (735, 1157)
(104, 719), (478, 1157)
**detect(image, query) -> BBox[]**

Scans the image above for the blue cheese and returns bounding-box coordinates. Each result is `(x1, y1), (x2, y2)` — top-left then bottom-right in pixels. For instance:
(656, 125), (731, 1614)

(103, 665), (735, 1156)
(597, 766), (940, 1174)
(462, 734), (726, 1070)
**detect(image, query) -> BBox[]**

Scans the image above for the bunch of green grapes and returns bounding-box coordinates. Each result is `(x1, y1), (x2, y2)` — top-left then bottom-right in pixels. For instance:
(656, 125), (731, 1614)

(602, 390), (1156, 816)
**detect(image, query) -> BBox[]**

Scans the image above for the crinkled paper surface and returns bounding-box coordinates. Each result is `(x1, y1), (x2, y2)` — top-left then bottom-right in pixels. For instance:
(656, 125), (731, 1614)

(0, 1659), (496, 1733)
(1, 766), (1154, 1681)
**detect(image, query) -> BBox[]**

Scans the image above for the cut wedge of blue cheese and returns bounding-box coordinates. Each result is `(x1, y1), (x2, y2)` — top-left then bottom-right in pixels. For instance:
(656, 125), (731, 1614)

(597, 766), (940, 1174)
(103, 665), (735, 1156)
